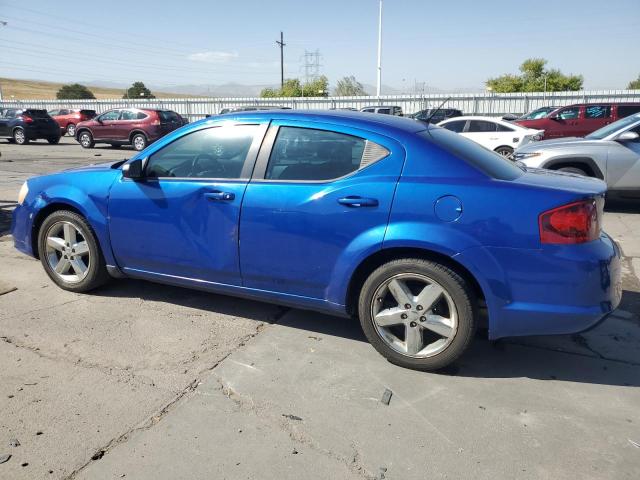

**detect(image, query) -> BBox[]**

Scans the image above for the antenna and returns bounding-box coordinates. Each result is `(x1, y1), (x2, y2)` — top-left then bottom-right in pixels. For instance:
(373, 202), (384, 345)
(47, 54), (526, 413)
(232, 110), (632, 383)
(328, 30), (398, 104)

(424, 97), (451, 124)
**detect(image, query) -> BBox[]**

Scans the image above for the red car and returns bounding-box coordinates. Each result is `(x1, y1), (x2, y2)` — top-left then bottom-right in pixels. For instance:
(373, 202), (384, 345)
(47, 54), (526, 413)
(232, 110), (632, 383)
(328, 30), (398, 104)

(515, 102), (640, 139)
(48, 109), (97, 137)
(75, 108), (187, 151)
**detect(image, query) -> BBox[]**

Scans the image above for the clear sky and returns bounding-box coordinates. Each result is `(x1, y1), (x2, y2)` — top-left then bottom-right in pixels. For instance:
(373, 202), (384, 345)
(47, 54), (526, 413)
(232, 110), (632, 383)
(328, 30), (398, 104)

(0, 0), (638, 92)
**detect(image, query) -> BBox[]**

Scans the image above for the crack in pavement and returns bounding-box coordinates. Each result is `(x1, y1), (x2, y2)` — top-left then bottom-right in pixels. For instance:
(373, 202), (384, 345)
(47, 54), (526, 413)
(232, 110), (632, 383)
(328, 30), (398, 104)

(62, 311), (290, 480)
(212, 373), (377, 480)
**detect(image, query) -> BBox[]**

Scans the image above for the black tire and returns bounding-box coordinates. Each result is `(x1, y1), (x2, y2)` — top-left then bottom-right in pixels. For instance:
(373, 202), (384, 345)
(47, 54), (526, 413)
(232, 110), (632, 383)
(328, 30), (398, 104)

(131, 133), (147, 151)
(13, 127), (28, 145)
(494, 146), (514, 158)
(37, 210), (110, 292)
(78, 130), (95, 148)
(47, 136), (61, 145)
(358, 258), (476, 371)
(557, 166), (588, 176)
(66, 123), (76, 136)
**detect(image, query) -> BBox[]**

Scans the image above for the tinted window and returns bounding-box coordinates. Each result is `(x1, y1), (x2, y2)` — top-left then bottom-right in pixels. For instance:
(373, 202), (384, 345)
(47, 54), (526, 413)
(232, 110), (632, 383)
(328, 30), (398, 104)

(441, 120), (466, 133)
(120, 110), (138, 120)
(99, 111), (120, 121)
(467, 120), (497, 132)
(48, 109), (60, 116)
(4, 109), (17, 118)
(557, 107), (579, 120)
(59, 109), (69, 115)
(362, 108), (374, 113)
(617, 105), (640, 118)
(25, 109), (50, 118)
(423, 129), (523, 181)
(265, 127), (373, 181)
(585, 105), (611, 119)
(377, 108), (391, 114)
(158, 110), (180, 122)
(146, 125), (258, 179)
(496, 123), (515, 132)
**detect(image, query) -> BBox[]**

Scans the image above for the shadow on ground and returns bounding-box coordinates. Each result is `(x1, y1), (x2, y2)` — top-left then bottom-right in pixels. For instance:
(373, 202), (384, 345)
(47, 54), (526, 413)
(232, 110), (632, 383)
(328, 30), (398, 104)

(92, 278), (640, 388)
(605, 197), (640, 213)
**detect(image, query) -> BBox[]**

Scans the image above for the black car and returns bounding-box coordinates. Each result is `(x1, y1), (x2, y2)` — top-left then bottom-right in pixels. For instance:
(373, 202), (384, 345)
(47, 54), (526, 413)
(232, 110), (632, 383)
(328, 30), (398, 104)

(411, 108), (463, 124)
(0, 108), (61, 145)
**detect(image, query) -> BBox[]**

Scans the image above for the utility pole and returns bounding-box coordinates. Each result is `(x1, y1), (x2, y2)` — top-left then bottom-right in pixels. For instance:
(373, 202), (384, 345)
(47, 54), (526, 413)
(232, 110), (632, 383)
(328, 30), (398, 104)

(276, 31), (286, 90)
(376, 0), (383, 97)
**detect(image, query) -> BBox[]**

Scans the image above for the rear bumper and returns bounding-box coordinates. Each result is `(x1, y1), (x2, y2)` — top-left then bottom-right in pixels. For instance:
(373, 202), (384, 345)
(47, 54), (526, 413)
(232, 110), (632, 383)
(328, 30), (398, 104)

(456, 233), (622, 339)
(24, 124), (60, 140)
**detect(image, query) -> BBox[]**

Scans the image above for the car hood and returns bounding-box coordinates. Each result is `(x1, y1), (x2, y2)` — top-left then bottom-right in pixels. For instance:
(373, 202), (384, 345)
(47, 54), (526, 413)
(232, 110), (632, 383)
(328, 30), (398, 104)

(64, 160), (126, 172)
(517, 137), (604, 152)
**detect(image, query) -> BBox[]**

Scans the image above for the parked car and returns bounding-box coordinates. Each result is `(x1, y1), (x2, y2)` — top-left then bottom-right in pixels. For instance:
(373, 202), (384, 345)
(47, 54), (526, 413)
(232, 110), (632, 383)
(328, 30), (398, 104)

(75, 108), (186, 151)
(48, 109), (97, 136)
(438, 116), (544, 157)
(412, 108), (463, 124)
(12, 110), (621, 371)
(515, 113), (640, 196)
(515, 103), (640, 139)
(516, 106), (560, 121)
(0, 108), (61, 145)
(360, 106), (403, 116)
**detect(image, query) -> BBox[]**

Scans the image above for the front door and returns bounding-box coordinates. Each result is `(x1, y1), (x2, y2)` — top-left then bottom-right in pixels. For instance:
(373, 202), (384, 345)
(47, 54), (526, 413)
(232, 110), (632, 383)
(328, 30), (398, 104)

(239, 121), (404, 302)
(608, 123), (640, 190)
(546, 106), (582, 138)
(93, 110), (121, 139)
(109, 122), (267, 285)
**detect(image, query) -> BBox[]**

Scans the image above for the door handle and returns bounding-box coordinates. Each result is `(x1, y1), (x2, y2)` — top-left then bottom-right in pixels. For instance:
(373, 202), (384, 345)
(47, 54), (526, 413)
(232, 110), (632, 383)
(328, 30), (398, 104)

(338, 196), (378, 207)
(204, 191), (235, 201)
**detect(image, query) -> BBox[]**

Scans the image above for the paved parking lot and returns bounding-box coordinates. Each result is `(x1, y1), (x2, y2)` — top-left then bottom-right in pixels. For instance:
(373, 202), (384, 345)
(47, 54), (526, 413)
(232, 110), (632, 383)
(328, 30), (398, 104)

(1, 137), (639, 480)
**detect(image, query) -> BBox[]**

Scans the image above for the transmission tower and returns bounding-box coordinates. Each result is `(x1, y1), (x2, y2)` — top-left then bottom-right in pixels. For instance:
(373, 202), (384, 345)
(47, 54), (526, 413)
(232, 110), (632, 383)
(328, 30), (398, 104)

(302, 49), (322, 84)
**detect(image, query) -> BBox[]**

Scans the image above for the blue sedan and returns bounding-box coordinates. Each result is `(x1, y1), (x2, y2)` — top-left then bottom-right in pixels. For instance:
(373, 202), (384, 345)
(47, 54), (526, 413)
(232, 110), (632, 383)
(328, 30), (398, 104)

(11, 111), (622, 370)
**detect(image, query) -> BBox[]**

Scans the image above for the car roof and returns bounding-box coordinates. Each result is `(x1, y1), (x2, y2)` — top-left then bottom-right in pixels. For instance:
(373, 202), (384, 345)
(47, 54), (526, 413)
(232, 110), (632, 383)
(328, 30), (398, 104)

(215, 109), (427, 134)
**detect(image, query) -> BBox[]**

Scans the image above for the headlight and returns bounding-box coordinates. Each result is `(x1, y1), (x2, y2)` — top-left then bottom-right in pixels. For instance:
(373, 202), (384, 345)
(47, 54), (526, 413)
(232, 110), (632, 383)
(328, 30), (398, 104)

(18, 181), (29, 205)
(513, 151), (542, 161)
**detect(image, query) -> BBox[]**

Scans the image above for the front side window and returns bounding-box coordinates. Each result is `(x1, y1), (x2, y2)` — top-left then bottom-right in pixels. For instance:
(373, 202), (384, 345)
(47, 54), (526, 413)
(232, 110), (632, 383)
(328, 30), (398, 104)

(441, 120), (466, 133)
(585, 105), (611, 119)
(99, 110), (120, 121)
(146, 125), (258, 179)
(467, 120), (497, 132)
(48, 109), (60, 116)
(265, 126), (387, 182)
(557, 107), (579, 120)
(377, 108), (391, 114)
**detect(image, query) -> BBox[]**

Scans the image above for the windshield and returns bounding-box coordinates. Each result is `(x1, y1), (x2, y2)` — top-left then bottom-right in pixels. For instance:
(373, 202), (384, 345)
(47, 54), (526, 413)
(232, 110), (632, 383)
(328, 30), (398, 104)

(586, 114), (640, 140)
(518, 107), (556, 120)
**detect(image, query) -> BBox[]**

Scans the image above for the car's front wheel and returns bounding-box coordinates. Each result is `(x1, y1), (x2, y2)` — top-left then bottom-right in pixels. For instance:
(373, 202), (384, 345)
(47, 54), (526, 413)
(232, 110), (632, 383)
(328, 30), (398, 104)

(13, 128), (28, 145)
(494, 146), (514, 158)
(66, 123), (76, 136)
(38, 210), (109, 292)
(358, 259), (476, 371)
(78, 131), (94, 148)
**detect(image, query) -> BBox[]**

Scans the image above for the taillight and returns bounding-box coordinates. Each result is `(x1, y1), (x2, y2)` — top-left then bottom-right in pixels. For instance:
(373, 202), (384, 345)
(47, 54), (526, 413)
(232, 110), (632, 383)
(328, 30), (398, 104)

(21, 115), (33, 123)
(539, 199), (600, 244)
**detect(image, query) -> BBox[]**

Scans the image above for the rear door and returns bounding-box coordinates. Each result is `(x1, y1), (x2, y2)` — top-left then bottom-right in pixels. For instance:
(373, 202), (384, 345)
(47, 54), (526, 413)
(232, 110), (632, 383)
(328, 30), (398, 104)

(581, 105), (612, 136)
(239, 120), (403, 301)
(462, 120), (500, 150)
(0, 109), (12, 136)
(115, 109), (140, 141)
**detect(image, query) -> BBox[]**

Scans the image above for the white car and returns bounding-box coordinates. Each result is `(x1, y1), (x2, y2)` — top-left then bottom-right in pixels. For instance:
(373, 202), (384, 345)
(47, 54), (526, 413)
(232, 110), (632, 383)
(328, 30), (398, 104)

(438, 116), (544, 157)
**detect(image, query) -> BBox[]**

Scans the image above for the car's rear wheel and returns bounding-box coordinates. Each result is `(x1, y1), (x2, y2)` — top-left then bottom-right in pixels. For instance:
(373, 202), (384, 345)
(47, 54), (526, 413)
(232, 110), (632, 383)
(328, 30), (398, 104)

(66, 123), (76, 136)
(132, 133), (147, 151)
(557, 166), (588, 176)
(13, 128), (28, 145)
(78, 131), (94, 148)
(47, 136), (61, 145)
(494, 146), (514, 158)
(358, 259), (476, 371)
(38, 210), (109, 292)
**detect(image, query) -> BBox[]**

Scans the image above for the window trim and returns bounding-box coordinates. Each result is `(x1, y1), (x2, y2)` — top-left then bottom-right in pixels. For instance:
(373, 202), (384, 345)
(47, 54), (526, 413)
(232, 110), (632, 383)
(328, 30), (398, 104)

(250, 124), (391, 184)
(135, 122), (269, 182)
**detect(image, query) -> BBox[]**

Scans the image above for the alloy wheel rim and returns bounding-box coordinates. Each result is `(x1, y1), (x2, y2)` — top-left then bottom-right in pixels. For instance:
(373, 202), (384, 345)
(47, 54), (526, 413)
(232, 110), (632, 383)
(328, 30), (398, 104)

(45, 221), (91, 283)
(68, 124), (76, 136)
(370, 273), (458, 358)
(80, 134), (90, 146)
(134, 136), (145, 150)
(15, 129), (25, 143)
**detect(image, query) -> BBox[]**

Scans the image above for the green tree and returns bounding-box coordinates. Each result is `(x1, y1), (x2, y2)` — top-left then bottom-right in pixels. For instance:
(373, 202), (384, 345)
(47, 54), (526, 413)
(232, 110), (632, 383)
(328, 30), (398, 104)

(628, 74), (640, 89)
(334, 76), (367, 96)
(260, 76), (329, 98)
(123, 81), (155, 99)
(487, 58), (583, 93)
(303, 75), (329, 97)
(56, 83), (96, 100)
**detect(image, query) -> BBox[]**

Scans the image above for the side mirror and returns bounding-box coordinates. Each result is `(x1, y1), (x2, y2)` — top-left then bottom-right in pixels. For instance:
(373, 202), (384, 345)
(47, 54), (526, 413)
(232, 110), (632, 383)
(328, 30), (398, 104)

(616, 131), (639, 142)
(122, 158), (145, 180)
(96, 117), (103, 124)
(549, 115), (560, 121)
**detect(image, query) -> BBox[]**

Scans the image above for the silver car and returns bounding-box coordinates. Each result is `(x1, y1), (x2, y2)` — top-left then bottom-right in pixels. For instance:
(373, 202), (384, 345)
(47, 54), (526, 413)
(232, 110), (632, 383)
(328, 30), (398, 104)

(514, 113), (640, 195)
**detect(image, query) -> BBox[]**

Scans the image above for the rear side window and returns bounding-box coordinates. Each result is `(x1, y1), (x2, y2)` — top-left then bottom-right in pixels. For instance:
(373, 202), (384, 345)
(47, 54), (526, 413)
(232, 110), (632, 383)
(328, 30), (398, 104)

(496, 123), (515, 132)
(617, 105), (640, 118)
(120, 110), (138, 120)
(265, 126), (388, 182)
(377, 108), (391, 114)
(158, 110), (180, 122)
(467, 120), (497, 132)
(424, 128), (523, 180)
(441, 120), (466, 133)
(585, 105), (611, 119)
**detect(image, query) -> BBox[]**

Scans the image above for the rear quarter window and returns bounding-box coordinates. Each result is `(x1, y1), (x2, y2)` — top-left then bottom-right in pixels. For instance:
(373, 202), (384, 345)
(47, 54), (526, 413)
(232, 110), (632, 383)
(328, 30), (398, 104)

(421, 128), (523, 180)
